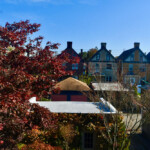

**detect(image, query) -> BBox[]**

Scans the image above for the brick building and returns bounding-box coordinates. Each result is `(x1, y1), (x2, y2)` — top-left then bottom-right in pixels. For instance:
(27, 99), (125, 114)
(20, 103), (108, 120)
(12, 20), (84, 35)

(88, 43), (117, 82)
(58, 41), (86, 79)
(117, 42), (148, 85)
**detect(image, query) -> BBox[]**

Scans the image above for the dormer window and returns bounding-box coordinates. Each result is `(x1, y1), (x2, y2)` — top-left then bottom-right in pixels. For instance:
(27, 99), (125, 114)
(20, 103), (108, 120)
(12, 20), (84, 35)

(96, 54), (100, 60)
(106, 54), (110, 61)
(130, 53), (134, 61)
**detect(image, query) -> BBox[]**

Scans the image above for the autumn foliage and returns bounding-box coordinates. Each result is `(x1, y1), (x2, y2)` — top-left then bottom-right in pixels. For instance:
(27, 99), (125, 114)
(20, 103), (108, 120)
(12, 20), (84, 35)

(0, 20), (128, 150)
(0, 20), (69, 149)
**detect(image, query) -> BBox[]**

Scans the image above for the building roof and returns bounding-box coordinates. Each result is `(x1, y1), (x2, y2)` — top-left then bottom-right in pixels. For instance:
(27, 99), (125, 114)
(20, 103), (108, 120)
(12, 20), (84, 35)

(92, 82), (129, 91)
(117, 43), (147, 61)
(29, 97), (117, 114)
(89, 43), (116, 61)
(54, 77), (91, 91)
(147, 52), (150, 61)
(117, 48), (136, 61)
(57, 41), (81, 60)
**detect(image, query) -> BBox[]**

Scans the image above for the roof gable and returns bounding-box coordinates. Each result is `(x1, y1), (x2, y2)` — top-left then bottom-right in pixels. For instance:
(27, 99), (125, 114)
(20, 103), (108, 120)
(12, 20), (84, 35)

(117, 48), (135, 61)
(89, 48), (115, 62)
(62, 48), (79, 57)
(57, 42), (81, 60)
(118, 48), (148, 62)
(59, 48), (80, 59)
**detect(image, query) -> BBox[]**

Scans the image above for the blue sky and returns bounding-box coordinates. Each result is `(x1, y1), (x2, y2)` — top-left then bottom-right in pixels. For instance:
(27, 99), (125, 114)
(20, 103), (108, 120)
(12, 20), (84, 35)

(0, 0), (150, 56)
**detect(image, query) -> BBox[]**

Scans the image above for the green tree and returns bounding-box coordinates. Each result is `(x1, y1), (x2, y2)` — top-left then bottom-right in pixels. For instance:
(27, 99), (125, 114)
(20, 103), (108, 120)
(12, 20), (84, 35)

(79, 47), (98, 61)
(87, 47), (98, 60)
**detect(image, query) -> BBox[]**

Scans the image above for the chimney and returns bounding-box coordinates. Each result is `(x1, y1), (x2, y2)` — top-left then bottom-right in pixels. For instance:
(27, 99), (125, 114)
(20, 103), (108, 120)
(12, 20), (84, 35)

(101, 43), (106, 49)
(134, 42), (140, 49)
(67, 41), (72, 49)
(109, 50), (111, 53)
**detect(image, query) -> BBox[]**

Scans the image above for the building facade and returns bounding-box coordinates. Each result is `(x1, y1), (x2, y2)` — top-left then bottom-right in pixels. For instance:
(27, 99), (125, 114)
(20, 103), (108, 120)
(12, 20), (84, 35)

(58, 41), (86, 79)
(117, 43), (148, 85)
(88, 43), (117, 82)
(146, 52), (150, 82)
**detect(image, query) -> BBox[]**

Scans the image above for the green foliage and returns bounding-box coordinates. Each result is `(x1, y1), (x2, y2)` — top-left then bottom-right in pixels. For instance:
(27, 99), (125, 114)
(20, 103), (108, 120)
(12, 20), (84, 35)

(56, 113), (130, 150)
(87, 48), (98, 60)
(79, 47), (98, 61)
(18, 143), (25, 150)
(97, 115), (130, 150)
(79, 75), (94, 85)
(21, 140), (61, 150)
(59, 124), (78, 150)
(18, 113), (130, 150)
(79, 52), (87, 60)
(40, 97), (51, 101)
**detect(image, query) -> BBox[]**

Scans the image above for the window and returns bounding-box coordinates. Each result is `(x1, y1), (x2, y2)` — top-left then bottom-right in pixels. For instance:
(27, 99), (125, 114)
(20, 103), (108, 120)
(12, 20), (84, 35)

(84, 133), (93, 148)
(106, 64), (112, 69)
(140, 54), (143, 62)
(139, 64), (146, 72)
(62, 62), (66, 67)
(106, 76), (112, 82)
(72, 63), (78, 70)
(130, 53), (134, 61)
(106, 54), (110, 61)
(130, 78), (135, 85)
(129, 64), (133, 72)
(96, 54), (100, 60)
(95, 63), (99, 72)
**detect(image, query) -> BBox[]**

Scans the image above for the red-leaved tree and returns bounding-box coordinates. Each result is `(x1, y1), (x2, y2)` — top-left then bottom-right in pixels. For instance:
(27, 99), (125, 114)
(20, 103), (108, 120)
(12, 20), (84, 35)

(0, 20), (70, 149)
